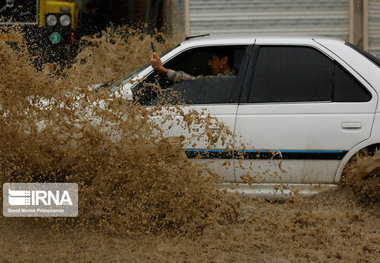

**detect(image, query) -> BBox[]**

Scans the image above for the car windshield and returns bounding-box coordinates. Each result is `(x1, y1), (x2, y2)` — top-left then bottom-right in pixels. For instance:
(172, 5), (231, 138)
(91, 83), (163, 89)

(111, 62), (150, 92)
(345, 42), (380, 68)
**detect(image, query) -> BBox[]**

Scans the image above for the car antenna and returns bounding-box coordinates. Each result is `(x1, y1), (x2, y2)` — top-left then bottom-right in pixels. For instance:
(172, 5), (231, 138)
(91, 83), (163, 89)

(185, 34), (210, 40)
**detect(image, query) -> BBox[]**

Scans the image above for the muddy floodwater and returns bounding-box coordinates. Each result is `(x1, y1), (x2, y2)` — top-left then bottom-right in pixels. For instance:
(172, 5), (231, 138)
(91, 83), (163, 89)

(1, 189), (379, 262)
(0, 27), (379, 262)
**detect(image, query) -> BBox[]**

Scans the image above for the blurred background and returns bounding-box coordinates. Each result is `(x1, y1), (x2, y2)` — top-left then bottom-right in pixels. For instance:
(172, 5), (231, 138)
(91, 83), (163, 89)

(0, 0), (378, 64)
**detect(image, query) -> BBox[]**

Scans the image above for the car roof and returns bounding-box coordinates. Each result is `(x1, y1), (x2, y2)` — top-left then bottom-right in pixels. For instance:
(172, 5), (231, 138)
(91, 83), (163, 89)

(180, 34), (254, 46)
(181, 33), (346, 46)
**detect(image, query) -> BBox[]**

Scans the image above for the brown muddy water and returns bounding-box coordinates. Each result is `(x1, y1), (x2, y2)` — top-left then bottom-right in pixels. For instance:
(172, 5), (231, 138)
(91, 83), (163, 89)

(0, 27), (379, 262)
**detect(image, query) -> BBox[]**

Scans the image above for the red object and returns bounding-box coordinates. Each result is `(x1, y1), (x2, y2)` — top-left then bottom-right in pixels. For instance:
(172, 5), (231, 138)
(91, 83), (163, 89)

(70, 31), (75, 45)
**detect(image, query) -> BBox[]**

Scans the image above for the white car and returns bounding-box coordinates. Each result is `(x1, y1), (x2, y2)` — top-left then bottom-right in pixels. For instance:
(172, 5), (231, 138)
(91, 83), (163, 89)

(115, 35), (380, 196)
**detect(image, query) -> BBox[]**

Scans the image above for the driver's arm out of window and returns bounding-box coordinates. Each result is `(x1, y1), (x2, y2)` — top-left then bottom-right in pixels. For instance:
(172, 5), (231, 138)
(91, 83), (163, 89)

(167, 69), (197, 83)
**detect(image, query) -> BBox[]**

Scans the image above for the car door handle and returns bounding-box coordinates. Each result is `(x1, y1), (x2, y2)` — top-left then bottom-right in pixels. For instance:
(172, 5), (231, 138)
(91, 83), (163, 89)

(341, 122), (362, 129)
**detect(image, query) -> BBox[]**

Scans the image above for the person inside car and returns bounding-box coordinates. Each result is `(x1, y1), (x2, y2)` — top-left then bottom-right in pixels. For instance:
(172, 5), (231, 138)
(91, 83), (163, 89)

(150, 48), (236, 83)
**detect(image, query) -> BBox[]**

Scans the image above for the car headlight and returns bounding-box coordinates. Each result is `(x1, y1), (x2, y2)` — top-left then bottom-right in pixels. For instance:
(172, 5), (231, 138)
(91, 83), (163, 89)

(46, 15), (58, 26)
(59, 15), (71, 26)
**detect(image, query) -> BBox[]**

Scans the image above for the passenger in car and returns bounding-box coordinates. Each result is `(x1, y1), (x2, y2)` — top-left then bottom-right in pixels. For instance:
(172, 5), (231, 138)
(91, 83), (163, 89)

(150, 48), (236, 83)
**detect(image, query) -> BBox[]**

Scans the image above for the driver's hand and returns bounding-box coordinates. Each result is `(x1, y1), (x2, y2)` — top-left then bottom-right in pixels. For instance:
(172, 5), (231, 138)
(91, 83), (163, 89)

(150, 52), (162, 69)
(150, 52), (168, 75)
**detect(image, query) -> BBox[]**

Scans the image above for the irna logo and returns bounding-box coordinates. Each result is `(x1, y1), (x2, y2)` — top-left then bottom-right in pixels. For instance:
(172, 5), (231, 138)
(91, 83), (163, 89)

(8, 189), (73, 206)
(3, 183), (78, 217)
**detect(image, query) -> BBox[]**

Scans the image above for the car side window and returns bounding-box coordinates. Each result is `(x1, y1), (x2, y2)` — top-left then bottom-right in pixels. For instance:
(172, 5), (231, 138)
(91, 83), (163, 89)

(248, 46), (333, 103)
(333, 63), (371, 102)
(247, 45), (372, 103)
(164, 46), (247, 77)
(152, 76), (237, 105)
(134, 45), (247, 105)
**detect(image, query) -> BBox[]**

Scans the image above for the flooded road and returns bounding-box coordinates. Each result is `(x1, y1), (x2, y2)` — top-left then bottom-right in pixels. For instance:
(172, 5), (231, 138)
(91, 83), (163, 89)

(1, 188), (379, 262)
(0, 27), (378, 262)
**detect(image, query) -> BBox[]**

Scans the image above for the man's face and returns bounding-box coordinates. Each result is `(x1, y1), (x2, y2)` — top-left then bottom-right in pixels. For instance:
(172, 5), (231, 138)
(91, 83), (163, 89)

(208, 54), (226, 75)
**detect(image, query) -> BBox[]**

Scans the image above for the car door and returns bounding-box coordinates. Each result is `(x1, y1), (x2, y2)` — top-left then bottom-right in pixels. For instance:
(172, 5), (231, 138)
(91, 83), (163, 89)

(234, 42), (377, 184)
(148, 77), (240, 182)
(138, 45), (250, 182)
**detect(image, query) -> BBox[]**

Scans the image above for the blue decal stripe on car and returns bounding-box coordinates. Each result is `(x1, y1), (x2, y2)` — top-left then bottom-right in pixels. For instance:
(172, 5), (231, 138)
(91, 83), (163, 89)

(184, 149), (348, 160)
(185, 149), (233, 159)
